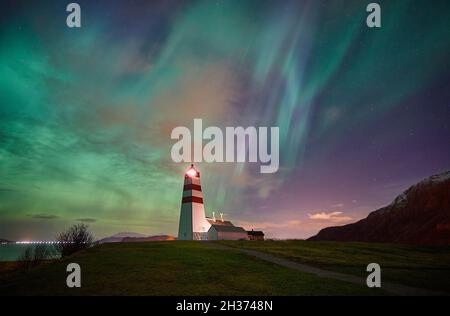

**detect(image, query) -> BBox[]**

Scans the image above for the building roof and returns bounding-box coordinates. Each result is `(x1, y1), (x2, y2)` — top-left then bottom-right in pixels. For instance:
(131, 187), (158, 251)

(206, 218), (234, 226)
(247, 230), (265, 236)
(209, 224), (247, 233)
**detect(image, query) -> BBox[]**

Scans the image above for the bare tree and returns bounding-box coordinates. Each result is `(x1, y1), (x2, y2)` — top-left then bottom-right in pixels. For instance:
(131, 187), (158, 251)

(56, 224), (94, 257)
(17, 244), (53, 270)
(17, 246), (34, 270)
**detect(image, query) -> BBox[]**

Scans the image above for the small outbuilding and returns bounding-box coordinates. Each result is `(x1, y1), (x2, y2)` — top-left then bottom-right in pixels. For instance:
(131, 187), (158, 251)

(247, 229), (265, 241)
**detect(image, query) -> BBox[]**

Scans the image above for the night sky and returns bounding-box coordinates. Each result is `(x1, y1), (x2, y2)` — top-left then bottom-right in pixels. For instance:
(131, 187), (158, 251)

(1, 0), (449, 240)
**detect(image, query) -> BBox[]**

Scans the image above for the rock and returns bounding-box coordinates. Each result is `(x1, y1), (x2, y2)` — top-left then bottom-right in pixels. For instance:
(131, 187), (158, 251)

(308, 171), (450, 245)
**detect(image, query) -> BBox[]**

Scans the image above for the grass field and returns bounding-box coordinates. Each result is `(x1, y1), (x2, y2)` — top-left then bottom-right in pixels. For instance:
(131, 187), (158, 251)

(218, 240), (450, 293)
(0, 241), (384, 296)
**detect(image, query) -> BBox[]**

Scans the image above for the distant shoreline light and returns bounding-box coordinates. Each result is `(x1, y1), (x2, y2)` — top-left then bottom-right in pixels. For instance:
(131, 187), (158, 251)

(13, 241), (72, 244)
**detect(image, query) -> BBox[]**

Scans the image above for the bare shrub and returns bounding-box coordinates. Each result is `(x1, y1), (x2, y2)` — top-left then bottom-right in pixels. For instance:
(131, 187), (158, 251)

(17, 244), (53, 270)
(56, 224), (94, 258)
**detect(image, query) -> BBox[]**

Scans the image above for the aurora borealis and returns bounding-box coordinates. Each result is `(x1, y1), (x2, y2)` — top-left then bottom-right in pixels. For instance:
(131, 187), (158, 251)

(1, 0), (449, 240)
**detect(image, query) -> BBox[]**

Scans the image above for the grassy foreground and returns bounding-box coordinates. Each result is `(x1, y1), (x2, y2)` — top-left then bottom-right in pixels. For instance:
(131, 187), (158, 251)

(0, 241), (383, 296)
(218, 240), (450, 293)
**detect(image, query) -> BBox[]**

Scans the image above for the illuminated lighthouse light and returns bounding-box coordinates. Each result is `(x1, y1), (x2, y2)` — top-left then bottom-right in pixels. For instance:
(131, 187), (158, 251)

(185, 165), (198, 178)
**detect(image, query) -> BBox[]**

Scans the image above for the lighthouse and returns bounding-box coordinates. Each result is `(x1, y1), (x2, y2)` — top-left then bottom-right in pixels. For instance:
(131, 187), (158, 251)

(178, 164), (211, 240)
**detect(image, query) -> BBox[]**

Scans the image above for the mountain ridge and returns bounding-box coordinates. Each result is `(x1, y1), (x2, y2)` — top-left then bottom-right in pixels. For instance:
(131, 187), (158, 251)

(96, 232), (175, 244)
(309, 171), (450, 245)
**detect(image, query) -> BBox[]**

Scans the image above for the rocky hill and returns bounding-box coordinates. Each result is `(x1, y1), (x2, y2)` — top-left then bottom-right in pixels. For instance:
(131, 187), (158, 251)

(309, 171), (450, 245)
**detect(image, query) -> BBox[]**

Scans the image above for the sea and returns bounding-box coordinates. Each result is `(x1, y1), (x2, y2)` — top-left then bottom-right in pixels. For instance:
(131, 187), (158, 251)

(0, 244), (60, 261)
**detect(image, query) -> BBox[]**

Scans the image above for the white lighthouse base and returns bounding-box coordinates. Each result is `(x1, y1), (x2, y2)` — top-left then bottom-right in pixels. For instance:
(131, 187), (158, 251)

(178, 202), (211, 240)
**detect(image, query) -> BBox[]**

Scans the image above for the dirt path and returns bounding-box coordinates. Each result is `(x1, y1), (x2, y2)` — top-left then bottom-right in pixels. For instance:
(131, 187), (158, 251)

(210, 243), (446, 296)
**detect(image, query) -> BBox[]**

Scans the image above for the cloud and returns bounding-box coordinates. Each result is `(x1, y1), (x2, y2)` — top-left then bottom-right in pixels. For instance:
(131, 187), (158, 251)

(28, 213), (59, 220)
(236, 219), (302, 231)
(76, 218), (97, 223)
(307, 211), (352, 223)
(330, 203), (344, 209)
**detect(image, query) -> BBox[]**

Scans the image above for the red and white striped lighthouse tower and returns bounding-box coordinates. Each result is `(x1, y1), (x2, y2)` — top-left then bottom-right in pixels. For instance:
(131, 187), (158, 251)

(178, 164), (211, 240)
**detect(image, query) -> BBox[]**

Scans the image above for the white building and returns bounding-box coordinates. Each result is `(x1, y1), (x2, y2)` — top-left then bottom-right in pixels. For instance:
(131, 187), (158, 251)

(207, 218), (248, 240)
